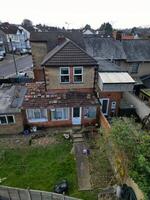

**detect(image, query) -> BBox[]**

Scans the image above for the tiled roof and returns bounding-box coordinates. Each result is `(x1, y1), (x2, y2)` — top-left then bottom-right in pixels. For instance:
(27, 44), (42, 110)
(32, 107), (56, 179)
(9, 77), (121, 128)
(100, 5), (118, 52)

(30, 30), (85, 51)
(84, 35), (126, 60)
(0, 23), (18, 34)
(122, 39), (150, 62)
(23, 82), (98, 109)
(41, 38), (98, 66)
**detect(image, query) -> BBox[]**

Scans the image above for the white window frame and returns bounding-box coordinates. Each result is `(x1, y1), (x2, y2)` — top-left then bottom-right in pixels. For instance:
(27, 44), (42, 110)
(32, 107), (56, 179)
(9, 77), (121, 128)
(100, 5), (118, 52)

(0, 115), (15, 125)
(73, 66), (83, 83)
(60, 67), (70, 83)
(51, 108), (69, 121)
(26, 109), (48, 123)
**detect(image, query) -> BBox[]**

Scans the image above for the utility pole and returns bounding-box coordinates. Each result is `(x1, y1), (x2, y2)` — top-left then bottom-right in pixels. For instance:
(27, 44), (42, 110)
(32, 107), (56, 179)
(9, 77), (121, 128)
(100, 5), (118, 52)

(9, 37), (18, 76)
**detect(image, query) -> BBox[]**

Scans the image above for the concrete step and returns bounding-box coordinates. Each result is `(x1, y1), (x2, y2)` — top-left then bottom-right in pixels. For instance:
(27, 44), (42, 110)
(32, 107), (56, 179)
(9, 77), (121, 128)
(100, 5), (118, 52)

(73, 138), (84, 143)
(72, 133), (83, 138)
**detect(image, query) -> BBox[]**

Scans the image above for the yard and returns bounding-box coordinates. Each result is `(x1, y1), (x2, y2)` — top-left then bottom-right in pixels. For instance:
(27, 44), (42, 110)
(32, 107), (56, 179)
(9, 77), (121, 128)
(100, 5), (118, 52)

(0, 128), (116, 200)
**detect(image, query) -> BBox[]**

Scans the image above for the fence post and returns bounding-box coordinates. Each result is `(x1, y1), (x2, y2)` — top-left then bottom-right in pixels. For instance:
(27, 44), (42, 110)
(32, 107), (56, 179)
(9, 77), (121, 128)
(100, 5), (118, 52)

(17, 189), (21, 200)
(7, 188), (11, 200)
(27, 189), (32, 200)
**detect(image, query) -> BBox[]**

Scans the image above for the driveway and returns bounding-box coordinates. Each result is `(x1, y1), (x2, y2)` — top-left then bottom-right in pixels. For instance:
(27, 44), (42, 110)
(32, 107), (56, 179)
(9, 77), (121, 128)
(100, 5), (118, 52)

(0, 55), (33, 78)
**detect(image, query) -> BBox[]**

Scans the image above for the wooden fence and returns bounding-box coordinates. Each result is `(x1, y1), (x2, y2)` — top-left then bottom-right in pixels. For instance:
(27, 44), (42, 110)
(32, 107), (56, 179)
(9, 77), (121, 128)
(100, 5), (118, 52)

(0, 185), (82, 200)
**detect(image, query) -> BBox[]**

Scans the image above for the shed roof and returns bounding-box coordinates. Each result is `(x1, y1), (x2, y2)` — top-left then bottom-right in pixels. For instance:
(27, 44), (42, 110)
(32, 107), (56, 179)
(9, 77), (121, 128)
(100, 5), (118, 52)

(122, 39), (150, 62)
(41, 38), (97, 66)
(98, 72), (135, 84)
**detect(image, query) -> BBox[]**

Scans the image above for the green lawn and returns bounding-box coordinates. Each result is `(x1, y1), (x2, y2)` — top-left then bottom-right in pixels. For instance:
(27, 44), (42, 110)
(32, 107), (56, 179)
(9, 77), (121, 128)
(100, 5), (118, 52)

(0, 138), (98, 200)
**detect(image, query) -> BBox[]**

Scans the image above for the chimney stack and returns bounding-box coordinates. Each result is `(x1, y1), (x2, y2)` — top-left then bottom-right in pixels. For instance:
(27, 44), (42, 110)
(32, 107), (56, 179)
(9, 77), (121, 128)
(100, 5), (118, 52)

(57, 35), (66, 45)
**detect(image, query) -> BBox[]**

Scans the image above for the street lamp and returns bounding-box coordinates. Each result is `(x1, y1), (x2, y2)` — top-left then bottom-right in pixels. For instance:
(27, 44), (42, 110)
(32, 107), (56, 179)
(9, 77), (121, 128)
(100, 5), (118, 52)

(9, 37), (18, 76)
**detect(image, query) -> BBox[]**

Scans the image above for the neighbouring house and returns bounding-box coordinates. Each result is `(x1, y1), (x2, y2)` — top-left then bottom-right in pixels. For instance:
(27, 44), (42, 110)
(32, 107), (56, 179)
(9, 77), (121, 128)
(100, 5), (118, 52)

(22, 36), (99, 128)
(0, 84), (26, 134)
(0, 30), (6, 56)
(139, 89), (150, 106)
(96, 72), (135, 116)
(83, 36), (135, 116)
(0, 22), (30, 52)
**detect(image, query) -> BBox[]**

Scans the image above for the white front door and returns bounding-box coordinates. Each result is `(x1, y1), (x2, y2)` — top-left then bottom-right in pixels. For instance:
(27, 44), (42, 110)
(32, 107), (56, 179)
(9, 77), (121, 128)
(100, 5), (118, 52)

(72, 107), (81, 125)
(100, 98), (109, 116)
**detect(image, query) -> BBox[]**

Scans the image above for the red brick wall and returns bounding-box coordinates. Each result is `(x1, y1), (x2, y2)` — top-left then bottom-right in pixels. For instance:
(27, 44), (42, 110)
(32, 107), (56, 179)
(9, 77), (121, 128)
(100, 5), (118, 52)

(23, 107), (98, 128)
(99, 92), (122, 116)
(33, 68), (45, 81)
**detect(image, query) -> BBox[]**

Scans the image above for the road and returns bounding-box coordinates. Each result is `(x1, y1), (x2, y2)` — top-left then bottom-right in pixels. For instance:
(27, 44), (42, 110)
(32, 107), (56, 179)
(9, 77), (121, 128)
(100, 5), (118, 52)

(0, 55), (33, 78)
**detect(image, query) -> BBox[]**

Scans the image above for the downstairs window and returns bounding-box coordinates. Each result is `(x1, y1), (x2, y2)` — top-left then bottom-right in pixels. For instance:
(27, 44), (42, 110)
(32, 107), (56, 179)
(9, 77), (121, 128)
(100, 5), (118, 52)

(26, 109), (48, 122)
(51, 108), (69, 120)
(83, 107), (97, 118)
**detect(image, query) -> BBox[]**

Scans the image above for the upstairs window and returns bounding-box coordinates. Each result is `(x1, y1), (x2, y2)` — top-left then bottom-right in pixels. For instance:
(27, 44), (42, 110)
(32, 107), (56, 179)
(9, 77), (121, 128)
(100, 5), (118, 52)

(73, 67), (83, 83)
(131, 63), (139, 74)
(0, 115), (15, 125)
(60, 67), (70, 83)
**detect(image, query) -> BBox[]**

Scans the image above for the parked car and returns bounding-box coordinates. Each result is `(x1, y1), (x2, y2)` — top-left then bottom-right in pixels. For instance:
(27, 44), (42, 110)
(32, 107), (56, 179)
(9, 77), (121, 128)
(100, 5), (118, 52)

(20, 48), (28, 55)
(0, 52), (4, 61)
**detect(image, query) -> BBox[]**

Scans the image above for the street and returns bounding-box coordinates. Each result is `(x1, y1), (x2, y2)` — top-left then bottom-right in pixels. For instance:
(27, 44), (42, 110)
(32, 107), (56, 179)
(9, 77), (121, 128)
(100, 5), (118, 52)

(0, 55), (33, 78)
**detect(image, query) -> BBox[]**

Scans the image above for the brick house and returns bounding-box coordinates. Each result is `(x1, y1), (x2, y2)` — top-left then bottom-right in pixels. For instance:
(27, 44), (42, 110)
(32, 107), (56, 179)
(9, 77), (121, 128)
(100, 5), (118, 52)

(0, 84), (26, 134)
(22, 37), (99, 127)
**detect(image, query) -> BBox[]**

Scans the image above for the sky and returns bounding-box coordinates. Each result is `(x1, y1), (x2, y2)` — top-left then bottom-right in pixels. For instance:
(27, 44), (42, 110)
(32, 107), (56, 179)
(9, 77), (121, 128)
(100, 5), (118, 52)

(0, 0), (150, 29)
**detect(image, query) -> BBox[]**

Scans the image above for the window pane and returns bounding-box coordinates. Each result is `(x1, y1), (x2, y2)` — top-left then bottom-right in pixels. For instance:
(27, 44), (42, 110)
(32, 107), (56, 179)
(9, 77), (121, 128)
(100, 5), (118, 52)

(7, 116), (15, 124)
(74, 68), (82, 74)
(61, 68), (69, 75)
(63, 108), (69, 119)
(41, 109), (47, 118)
(83, 107), (96, 118)
(0, 116), (7, 124)
(74, 75), (82, 82)
(61, 75), (69, 83)
(56, 108), (63, 119)
(34, 109), (41, 119)
(27, 109), (34, 119)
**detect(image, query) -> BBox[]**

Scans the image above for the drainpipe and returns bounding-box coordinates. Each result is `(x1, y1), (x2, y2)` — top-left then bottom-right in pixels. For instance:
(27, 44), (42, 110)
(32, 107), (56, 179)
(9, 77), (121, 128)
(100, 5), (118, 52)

(43, 67), (47, 92)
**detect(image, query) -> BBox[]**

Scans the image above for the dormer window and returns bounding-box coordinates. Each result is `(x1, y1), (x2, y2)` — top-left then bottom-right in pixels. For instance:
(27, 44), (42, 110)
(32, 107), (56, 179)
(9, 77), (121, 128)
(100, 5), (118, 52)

(73, 67), (83, 83)
(60, 67), (70, 83)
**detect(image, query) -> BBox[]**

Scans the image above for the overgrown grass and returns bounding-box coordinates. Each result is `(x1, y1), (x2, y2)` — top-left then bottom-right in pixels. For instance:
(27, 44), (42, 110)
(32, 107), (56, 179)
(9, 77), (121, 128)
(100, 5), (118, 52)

(0, 138), (98, 200)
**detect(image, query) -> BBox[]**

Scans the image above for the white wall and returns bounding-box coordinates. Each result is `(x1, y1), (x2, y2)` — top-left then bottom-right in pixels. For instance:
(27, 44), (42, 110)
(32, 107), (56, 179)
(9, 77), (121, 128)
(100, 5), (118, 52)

(123, 92), (150, 119)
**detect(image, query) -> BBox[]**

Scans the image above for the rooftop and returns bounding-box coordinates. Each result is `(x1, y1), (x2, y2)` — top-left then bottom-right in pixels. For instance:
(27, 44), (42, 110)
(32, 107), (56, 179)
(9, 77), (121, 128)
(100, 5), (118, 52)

(23, 82), (98, 108)
(98, 72), (135, 84)
(0, 84), (27, 114)
(41, 38), (97, 66)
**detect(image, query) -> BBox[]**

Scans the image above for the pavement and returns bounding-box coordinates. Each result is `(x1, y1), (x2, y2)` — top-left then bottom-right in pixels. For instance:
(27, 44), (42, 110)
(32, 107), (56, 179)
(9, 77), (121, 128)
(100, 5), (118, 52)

(0, 54), (33, 78)
(74, 142), (91, 191)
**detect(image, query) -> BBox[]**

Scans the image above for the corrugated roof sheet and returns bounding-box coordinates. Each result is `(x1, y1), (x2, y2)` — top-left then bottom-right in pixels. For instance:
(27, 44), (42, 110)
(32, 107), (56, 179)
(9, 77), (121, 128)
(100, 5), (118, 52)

(98, 72), (135, 83)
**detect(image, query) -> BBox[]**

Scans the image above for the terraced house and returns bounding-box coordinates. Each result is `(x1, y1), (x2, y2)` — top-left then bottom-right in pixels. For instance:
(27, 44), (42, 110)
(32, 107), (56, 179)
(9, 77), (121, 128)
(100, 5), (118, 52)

(23, 33), (99, 127)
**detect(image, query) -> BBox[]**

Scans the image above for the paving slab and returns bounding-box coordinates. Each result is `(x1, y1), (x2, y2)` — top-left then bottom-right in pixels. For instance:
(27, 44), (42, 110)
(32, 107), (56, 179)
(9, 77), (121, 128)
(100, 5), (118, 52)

(74, 143), (91, 190)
